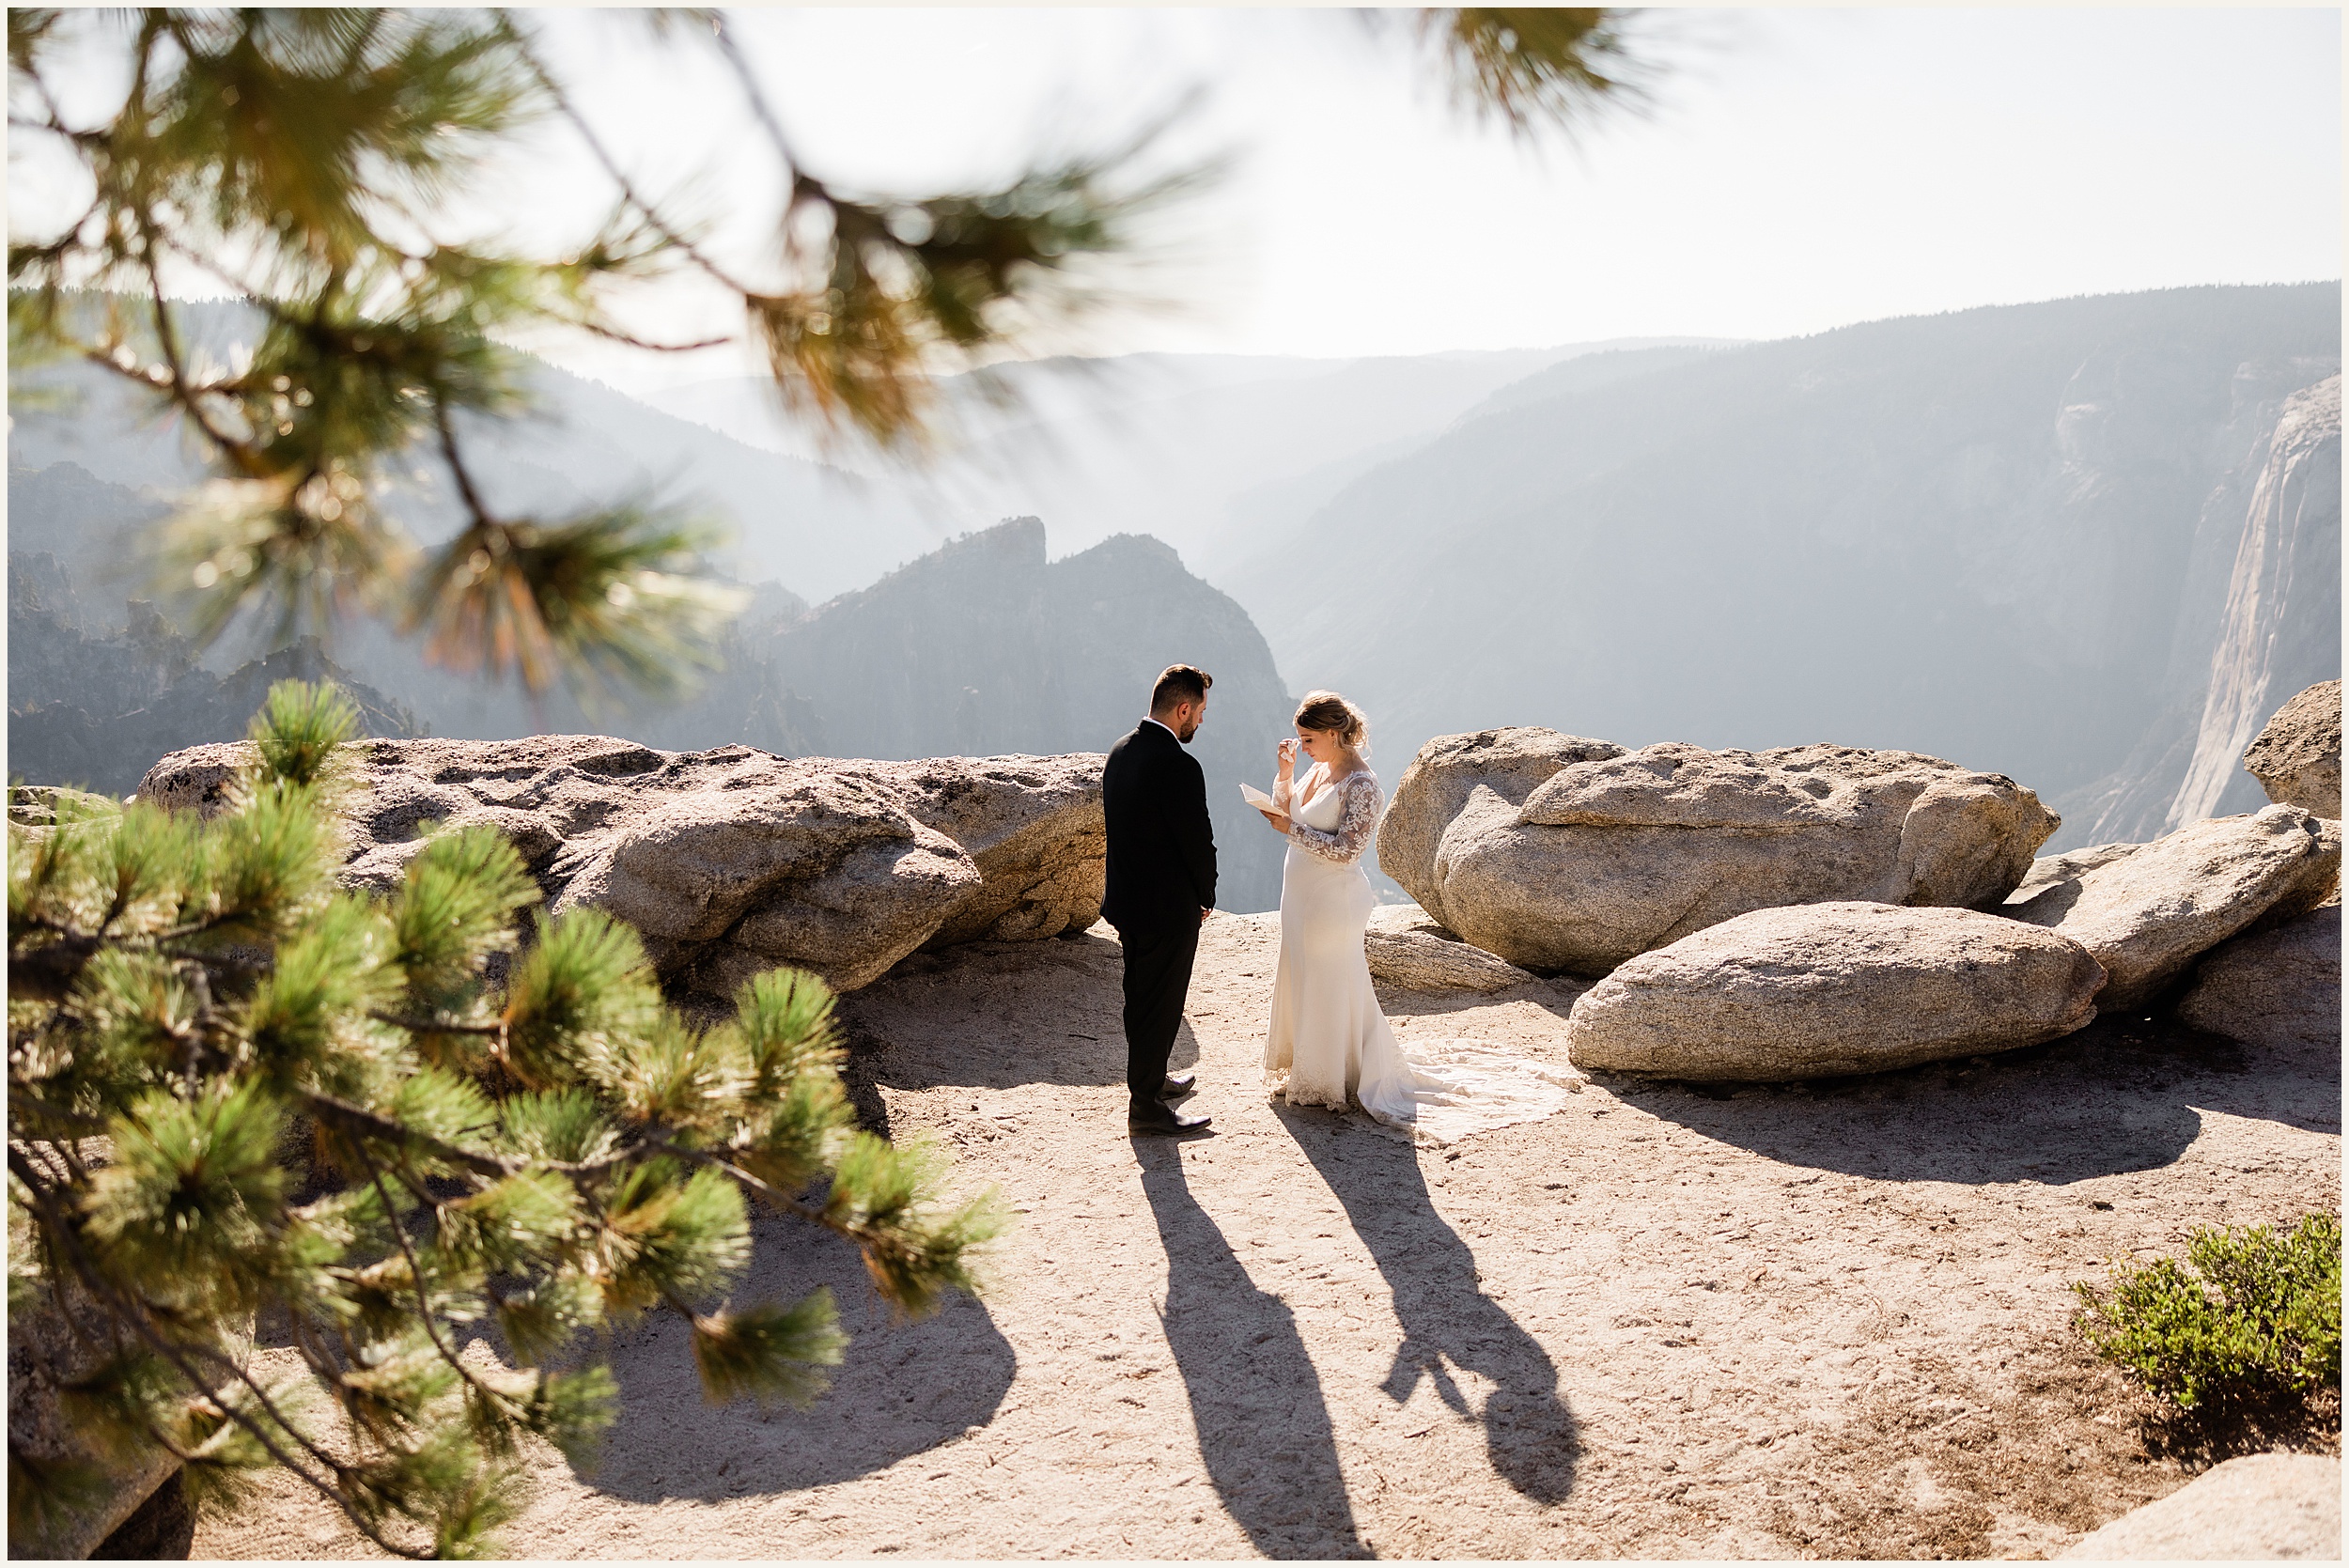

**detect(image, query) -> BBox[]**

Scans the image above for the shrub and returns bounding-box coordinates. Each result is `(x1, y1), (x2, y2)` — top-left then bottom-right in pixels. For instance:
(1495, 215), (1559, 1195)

(2073, 1214), (2342, 1411)
(8, 681), (1002, 1558)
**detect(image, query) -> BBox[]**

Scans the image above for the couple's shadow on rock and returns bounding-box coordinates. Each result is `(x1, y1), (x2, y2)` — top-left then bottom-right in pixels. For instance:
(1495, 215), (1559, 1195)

(1602, 1010), (2340, 1187)
(571, 1215), (1017, 1504)
(1136, 1110), (1579, 1560)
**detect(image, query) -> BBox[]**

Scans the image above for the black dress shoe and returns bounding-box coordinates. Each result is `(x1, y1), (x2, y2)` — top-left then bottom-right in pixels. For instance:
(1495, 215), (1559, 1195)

(1128, 1098), (1211, 1135)
(1158, 1072), (1197, 1100)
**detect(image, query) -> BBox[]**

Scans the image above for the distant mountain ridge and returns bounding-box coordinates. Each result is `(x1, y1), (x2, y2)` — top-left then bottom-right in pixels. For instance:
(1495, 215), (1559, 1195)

(640, 337), (1742, 578)
(8, 547), (417, 796)
(765, 517), (1299, 911)
(9, 285), (2337, 883)
(4, 294), (951, 601)
(1223, 283), (2341, 856)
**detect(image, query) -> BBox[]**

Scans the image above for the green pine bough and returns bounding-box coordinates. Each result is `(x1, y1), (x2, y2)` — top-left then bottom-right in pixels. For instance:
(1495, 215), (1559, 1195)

(2072, 1214), (2342, 1413)
(8, 680), (1003, 1559)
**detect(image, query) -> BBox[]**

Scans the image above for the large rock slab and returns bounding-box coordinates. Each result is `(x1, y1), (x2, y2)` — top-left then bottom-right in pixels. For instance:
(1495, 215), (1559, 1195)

(136, 737), (1106, 994)
(1564, 901), (2106, 1081)
(1378, 726), (1626, 933)
(1363, 903), (1544, 994)
(2005, 805), (2338, 1010)
(1389, 733), (2059, 976)
(2061, 1452), (2341, 1560)
(8, 1280), (249, 1559)
(2243, 680), (2341, 819)
(2006, 841), (2146, 905)
(2174, 905), (2341, 1049)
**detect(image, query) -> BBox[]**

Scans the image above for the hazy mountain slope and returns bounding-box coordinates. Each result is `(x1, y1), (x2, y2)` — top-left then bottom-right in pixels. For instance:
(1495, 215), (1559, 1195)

(5, 459), (821, 758)
(646, 351), (1343, 458)
(1228, 284), (2340, 854)
(641, 340), (1737, 577)
(3, 460), (172, 626)
(5, 298), (947, 600)
(764, 518), (1298, 912)
(459, 366), (945, 597)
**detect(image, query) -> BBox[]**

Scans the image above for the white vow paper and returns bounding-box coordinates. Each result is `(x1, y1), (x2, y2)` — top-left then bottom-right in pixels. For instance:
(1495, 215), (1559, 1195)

(1239, 782), (1278, 810)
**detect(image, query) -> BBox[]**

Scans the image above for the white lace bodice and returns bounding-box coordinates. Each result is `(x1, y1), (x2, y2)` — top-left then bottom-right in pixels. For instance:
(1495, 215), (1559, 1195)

(1274, 765), (1380, 866)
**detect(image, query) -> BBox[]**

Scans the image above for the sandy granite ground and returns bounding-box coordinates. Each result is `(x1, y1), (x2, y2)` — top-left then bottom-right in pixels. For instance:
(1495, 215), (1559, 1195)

(194, 912), (2340, 1560)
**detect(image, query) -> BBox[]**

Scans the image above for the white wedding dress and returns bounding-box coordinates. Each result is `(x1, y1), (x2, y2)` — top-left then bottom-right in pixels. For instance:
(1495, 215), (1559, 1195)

(1262, 763), (1576, 1144)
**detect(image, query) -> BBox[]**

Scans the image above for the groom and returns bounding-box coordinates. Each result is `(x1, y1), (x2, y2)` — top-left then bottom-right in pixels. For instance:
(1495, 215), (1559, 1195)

(1101, 664), (1218, 1136)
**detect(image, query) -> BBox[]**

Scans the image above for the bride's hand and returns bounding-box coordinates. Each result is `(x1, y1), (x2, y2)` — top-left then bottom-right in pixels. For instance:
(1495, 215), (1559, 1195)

(1276, 738), (1297, 779)
(1257, 808), (1290, 833)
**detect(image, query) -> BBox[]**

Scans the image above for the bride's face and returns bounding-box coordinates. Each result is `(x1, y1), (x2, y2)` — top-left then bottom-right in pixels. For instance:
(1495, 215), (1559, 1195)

(1297, 726), (1343, 765)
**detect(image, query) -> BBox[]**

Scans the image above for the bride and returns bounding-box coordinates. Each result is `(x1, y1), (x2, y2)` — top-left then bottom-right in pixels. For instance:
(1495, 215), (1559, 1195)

(1253, 691), (1573, 1143)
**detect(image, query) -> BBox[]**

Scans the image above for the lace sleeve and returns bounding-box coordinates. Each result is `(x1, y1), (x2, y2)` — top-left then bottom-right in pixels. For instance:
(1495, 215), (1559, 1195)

(1288, 772), (1381, 865)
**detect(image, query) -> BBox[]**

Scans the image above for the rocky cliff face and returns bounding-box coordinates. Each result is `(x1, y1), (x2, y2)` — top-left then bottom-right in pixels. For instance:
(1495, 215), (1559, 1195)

(4, 461), (170, 622)
(1221, 284), (2341, 859)
(764, 519), (1297, 912)
(7, 551), (416, 795)
(2060, 374), (2341, 844)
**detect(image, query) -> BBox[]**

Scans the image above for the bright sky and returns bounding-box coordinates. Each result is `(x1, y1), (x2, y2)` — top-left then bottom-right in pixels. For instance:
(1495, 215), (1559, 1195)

(523, 6), (2343, 386)
(14, 8), (2342, 385)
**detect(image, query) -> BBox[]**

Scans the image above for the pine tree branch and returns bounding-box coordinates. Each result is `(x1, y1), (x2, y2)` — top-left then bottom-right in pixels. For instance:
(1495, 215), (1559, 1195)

(133, 211), (257, 469)
(13, 911), (296, 999)
(295, 1086), (642, 1184)
(432, 404), (505, 539)
(350, 1141), (532, 1430)
(8, 931), (104, 998)
(708, 16), (806, 191)
(498, 17), (761, 303)
(568, 317), (734, 355)
(4, 1086), (110, 1138)
(298, 1088), (514, 1181)
(367, 1011), (507, 1037)
(642, 1133), (825, 1226)
(5, 1145), (433, 1560)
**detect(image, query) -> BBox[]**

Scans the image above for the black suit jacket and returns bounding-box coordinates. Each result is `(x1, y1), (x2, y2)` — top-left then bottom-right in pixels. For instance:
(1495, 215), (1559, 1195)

(1100, 721), (1218, 936)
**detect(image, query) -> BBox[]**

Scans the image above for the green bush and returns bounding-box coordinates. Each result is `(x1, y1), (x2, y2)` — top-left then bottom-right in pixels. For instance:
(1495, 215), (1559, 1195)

(2073, 1214), (2342, 1410)
(8, 681), (1003, 1558)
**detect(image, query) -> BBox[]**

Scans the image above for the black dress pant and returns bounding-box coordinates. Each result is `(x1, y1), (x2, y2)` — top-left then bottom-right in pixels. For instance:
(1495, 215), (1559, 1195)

(1119, 919), (1201, 1104)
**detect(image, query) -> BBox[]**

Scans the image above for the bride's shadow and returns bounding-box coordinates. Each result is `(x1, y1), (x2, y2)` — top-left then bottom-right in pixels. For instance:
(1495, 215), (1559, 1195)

(1278, 1105), (1580, 1507)
(1137, 1143), (1371, 1560)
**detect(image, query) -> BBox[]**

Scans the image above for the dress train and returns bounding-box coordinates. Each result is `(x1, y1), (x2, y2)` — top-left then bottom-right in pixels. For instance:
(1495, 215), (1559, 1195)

(1261, 764), (1575, 1145)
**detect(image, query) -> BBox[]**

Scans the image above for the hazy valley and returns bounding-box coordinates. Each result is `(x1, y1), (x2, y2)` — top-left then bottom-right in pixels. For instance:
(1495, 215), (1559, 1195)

(8, 283), (2340, 903)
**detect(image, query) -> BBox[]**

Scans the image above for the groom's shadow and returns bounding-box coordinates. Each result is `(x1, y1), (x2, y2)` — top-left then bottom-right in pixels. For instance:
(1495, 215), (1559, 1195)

(1280, 1106), (1580, 1506)
(1137, 1143), (1371, 1560)
(835, 928), (1203, 1138)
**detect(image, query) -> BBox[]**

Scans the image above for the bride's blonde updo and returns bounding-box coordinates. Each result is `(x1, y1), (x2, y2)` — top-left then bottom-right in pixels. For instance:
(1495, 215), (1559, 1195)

(1294, 690), (1370, 756)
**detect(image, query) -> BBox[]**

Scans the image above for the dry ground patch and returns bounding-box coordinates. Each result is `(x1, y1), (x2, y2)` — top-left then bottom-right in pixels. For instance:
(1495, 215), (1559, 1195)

(194, 912), (2340, 1559)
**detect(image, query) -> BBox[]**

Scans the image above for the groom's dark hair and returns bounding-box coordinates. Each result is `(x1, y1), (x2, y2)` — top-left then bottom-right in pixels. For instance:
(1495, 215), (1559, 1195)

(1150, 663), (1212, 713)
